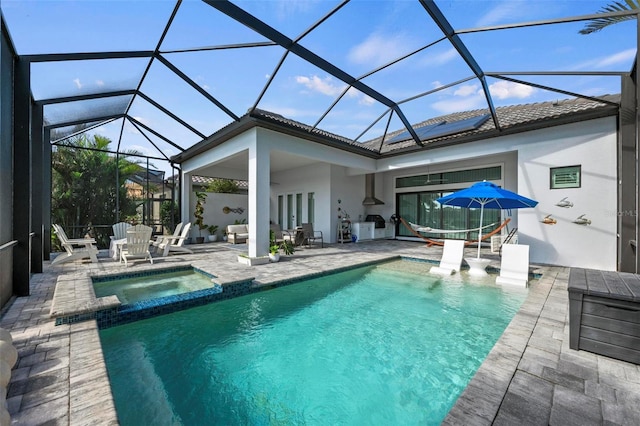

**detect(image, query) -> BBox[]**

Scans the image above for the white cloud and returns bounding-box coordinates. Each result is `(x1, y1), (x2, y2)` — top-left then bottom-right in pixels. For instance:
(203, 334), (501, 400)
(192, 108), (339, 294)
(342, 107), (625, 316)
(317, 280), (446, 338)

(424, 48), (458, 67)
(454, 84), (479, 97)
(295, 75), (345, 97)
(73, 78), (82, 89)
(432, 96), (486, 114)
(489, 81), (535, 99)
(595, 48), (636, 68)
(359, 95), (375, 106)
(96, 80), (104, 87)
(475, 1), (528, 27)
(348, 33), (414, 67)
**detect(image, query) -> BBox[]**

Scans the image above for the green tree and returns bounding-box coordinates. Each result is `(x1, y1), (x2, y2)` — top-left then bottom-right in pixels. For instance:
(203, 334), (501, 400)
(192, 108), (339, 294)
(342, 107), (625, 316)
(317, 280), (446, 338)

(205, 178), (239, 193)
(579, 1), (639, 34)
(52, 134), (143, 247)
(160, 200), (180, 234)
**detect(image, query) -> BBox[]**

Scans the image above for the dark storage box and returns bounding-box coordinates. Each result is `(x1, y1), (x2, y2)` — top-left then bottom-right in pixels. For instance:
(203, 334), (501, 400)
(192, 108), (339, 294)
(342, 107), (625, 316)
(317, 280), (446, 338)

(569, 268), (640, 364)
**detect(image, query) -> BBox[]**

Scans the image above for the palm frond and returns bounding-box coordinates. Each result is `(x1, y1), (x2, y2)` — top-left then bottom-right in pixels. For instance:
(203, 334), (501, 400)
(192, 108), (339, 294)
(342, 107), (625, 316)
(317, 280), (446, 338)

(579, 0), (639, 34)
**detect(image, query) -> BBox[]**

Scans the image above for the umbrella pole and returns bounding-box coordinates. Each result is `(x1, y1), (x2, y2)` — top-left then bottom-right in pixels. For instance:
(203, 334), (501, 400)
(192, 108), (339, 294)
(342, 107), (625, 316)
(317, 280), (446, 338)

(477, 204), (485, 259)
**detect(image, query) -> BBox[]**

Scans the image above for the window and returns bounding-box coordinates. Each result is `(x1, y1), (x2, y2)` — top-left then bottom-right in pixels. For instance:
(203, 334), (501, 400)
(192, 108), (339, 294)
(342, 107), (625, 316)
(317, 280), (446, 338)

(396, 166), (501, 188)
(550, 165), (581, 189)
(307, 192), (315, 224)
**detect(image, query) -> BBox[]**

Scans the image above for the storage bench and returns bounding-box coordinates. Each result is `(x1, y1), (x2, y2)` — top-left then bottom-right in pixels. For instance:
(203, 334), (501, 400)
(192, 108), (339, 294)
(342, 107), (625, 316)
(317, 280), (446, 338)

(568, 268), (640, 364)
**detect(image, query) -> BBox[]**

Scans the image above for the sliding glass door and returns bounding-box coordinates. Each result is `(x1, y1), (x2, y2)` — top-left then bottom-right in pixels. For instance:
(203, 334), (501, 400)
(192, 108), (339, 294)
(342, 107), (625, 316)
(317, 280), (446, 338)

(397, 190), (499, 240)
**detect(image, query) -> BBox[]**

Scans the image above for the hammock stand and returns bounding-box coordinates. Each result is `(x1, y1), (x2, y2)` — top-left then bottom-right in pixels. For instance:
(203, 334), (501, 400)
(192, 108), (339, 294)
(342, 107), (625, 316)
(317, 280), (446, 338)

(399, 217), (511, 247)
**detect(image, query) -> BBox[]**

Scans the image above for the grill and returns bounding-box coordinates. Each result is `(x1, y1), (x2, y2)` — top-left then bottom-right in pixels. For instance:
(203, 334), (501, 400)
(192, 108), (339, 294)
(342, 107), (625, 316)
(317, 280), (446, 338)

(365, 214), (386, 228)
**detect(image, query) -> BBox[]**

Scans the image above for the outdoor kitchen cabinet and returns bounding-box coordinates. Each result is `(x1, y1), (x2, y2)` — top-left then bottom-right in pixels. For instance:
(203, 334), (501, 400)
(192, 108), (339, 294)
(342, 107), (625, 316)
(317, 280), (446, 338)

(352, 222), (373, 242)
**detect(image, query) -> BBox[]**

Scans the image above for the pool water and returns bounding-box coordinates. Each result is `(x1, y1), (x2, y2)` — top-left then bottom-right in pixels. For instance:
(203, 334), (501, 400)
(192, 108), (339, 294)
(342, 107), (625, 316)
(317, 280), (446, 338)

(100, 260), (528, 425)
(93, 269), (215, 305)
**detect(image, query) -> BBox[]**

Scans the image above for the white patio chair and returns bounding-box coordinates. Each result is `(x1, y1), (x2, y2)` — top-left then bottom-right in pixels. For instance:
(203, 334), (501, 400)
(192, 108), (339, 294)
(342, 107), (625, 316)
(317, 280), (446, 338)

(109, 222), (132, 259)
(430, 239), (465, 275)
(496, 244), (530, 287)
(157, 222), (194, 257)
(120, 224), (153, 267)
(151, 222), (183, 253)
(51, 224), (99, 265)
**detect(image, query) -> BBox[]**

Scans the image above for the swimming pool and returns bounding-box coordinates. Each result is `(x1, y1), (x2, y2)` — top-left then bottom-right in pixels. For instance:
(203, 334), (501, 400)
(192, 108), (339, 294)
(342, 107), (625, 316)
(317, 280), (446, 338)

(100, 259), (528, 425)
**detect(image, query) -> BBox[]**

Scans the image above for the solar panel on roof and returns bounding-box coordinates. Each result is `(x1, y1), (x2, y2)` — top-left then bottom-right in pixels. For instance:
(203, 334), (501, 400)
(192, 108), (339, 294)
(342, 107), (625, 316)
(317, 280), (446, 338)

(419, 114), (490, 141)
(385, 122), (444, 144)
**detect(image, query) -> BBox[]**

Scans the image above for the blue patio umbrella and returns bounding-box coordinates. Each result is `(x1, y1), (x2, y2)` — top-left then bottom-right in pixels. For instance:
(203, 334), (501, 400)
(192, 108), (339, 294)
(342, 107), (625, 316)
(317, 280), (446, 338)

(436, 181), (538, 259)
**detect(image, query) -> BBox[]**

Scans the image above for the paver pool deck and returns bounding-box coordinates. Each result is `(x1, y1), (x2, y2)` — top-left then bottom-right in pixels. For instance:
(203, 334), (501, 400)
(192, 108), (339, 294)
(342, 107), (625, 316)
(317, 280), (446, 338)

(1, 239), (640, 425)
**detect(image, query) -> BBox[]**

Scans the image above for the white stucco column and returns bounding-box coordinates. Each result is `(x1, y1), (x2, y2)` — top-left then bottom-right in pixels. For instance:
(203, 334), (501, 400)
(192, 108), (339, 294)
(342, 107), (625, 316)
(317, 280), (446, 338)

(181, 170), (193, 229)
(248, 138), (270, 258)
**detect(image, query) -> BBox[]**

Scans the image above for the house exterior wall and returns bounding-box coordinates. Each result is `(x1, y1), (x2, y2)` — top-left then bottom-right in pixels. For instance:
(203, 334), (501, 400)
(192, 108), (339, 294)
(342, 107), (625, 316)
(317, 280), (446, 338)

(377, 117), (618, 270)
(516, 118), (617, 270)
(180, 115), (617, 268)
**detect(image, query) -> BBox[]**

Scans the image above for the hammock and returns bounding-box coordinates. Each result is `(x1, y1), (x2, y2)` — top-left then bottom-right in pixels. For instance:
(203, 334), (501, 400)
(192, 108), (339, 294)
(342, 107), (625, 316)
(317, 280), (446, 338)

(400, 217), (511, 247)
(407, 221), (499, 234)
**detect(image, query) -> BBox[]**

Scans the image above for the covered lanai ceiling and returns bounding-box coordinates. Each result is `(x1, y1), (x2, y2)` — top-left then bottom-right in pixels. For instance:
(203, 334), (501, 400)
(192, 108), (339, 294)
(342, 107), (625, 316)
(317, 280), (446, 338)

(2, 0), (637, 168)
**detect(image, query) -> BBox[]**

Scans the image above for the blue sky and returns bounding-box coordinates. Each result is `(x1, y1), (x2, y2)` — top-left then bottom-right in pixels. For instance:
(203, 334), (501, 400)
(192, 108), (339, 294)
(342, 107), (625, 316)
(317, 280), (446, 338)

(2, 0), (636, 173)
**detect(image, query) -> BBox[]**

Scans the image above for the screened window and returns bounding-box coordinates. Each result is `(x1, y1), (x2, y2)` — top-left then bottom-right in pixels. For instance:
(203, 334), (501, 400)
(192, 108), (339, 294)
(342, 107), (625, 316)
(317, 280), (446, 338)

(550, 165), (581, 189)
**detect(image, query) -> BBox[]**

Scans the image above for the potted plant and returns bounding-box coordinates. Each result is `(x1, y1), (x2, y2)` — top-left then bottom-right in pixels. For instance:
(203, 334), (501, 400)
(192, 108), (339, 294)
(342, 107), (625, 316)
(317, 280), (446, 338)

(268, 229), (280, 262)
(193, 191), (207, 243)
(269, 243), (281, 262)
(280, 239), (295, 256)
(207, 224), (219, 242)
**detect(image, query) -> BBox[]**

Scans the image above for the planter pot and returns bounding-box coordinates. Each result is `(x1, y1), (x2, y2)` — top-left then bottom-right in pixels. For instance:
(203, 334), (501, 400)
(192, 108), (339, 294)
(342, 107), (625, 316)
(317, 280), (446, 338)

(195, 237), (205, 244)
(269, 253), (280, 262)
(208, 235), (218, 242)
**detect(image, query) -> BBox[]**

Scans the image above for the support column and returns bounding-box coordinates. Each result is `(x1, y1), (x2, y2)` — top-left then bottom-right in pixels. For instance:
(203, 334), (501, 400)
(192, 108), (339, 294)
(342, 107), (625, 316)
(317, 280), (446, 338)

(248, 137), (270, 258)
(43, 128), (51, 260)
(31, 103), (43, 272)
(13, 58), (30, 296)
(619, 75), (637, 272)
(181, 170), (192, 235)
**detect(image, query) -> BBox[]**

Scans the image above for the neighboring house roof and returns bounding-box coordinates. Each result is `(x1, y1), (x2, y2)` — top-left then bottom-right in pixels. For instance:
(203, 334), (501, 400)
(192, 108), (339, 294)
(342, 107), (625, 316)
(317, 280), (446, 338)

(173, 94), (620, 164)
(127, 168), (166, 185)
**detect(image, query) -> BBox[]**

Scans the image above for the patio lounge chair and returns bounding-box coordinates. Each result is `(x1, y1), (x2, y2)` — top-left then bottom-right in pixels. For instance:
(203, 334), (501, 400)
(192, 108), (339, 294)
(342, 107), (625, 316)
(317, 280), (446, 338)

(301, 223), (323, 248)
(496, 244), (530, 287)
(151, 222), (183, 253)
(430, 239), (465, 275)
(51, 224), (99, 265)
(157, 222), (194, 257)
(109, 222), (132, 259)
(112, 222), (131, 240)
(120, 224), (153, 266)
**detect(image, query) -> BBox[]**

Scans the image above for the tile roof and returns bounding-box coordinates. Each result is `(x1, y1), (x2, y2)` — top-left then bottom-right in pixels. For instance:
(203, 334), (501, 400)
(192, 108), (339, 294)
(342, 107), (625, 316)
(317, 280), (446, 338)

(177, 94), (620, 163)
(361, 94), (620, 154)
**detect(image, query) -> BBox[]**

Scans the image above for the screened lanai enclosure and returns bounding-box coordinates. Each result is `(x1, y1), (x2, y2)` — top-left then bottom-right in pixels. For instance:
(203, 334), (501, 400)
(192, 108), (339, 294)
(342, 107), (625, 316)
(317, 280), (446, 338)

(2, 0), (640, 309)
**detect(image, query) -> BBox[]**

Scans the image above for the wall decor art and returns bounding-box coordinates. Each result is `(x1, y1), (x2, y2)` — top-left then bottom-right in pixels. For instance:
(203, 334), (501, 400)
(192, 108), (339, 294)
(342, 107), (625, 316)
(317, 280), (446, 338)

(541, 214), (557, 225)
(573, 214), (591, 225)
(556, 197), (573, 208)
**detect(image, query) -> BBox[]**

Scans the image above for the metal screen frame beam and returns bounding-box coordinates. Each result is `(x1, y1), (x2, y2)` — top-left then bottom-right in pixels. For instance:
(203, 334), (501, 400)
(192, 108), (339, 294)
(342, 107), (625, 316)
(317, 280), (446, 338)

(204, 0), (422, 146)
